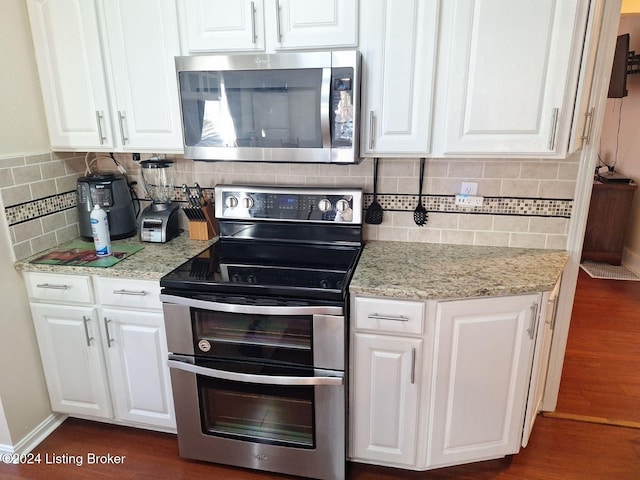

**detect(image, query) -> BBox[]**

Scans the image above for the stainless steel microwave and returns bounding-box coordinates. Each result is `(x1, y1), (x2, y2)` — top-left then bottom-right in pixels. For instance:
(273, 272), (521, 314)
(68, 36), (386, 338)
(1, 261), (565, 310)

(175, 50), (360, 164)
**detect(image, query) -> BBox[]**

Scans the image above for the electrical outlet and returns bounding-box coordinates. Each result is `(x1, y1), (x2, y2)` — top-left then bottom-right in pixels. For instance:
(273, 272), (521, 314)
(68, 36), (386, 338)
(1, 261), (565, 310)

(455, 194), (484, 207)
(460, 182), (478, 195)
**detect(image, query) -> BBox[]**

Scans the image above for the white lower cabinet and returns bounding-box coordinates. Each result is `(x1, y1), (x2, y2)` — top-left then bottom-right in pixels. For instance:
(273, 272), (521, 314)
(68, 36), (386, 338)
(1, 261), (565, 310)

(99, 308), (175, 429)
(30, 303), (112, 419)
(24, 272), (175, 432)
(428, 294), (541, 467)
(351, 333), (422, 466)
(350, 292), (547, 471)
(350, 297), (431, 468)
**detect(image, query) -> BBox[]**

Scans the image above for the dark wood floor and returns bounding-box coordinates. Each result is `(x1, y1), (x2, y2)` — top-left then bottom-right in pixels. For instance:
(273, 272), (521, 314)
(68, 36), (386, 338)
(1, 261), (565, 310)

(554, 268), (640, 425)
(1, 269), (638, 479)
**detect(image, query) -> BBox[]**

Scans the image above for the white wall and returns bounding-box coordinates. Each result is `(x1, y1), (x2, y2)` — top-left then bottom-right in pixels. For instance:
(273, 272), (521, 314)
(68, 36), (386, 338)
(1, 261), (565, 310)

(599, 14), (640, 273)
(0, 0), (52, 448)
(0, 1), (49, 155)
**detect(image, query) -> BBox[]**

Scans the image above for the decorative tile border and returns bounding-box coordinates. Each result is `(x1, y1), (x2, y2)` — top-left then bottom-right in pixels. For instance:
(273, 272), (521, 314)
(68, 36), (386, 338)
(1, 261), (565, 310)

(4, 191), (77, 227)
(4, 190), (572, 229)
(365, 194), (572, 218)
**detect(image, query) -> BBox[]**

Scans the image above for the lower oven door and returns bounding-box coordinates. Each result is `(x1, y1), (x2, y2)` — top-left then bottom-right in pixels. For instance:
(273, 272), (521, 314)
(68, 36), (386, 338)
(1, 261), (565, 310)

(167, 355), (345, 480)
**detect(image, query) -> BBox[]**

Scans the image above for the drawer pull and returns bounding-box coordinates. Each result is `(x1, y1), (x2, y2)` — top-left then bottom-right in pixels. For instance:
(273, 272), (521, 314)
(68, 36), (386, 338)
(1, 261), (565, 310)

(113, 289), (147, 296)
(368, 313), (410, 322)
(82, 316), (94, 347)
(36, 283), (69, 290)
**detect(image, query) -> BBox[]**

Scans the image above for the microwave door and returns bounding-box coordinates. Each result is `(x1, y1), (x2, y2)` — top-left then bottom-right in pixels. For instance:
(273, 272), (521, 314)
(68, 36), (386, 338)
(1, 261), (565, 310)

(179, 68), (332, 162)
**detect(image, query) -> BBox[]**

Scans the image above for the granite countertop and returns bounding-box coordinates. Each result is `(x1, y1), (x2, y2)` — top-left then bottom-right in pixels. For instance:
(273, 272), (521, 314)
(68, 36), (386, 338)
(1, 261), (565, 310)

(350, 241), (568, 300)
(15, 233), (217, 281)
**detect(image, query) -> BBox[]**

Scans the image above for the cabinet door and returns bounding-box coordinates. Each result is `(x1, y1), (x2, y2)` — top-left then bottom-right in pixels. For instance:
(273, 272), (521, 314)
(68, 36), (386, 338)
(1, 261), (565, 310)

(522, 281), (560, 447)
(177, 0), (265, 53)
(101, 308), (175, 429)
(439, 0), (585, 155)
(100, 0), (183, 151)
(350, 333), (421, 467)
(27, 0), (114, 150)
(273, 0), (358, 50)
(429, 294), (540, 467)
(30, 304), (112, 419)
(359, 0), (438, 156)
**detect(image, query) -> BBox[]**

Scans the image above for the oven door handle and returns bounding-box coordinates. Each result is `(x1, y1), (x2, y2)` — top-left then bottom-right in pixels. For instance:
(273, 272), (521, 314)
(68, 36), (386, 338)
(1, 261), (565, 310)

(167, 359), (344, 386)
(160, 294), (343, 316)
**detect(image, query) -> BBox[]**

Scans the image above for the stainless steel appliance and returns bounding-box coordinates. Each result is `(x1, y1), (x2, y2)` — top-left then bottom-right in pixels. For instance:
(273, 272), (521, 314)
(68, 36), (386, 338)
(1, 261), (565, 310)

(139, 159), (180, 243)
(76, 173), (136, 239)
(175, 51), (361, 164)
(160, 185), (363, 480)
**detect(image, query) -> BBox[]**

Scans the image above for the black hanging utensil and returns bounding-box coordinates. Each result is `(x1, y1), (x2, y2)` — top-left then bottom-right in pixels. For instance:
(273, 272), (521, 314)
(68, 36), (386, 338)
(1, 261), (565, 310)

(365, 158), (384, 224)
(413, 158), (428, 226)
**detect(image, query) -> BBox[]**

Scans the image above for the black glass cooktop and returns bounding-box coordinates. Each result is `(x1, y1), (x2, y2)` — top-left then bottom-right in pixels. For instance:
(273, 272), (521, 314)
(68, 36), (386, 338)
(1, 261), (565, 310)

(160, 238), (362, 302)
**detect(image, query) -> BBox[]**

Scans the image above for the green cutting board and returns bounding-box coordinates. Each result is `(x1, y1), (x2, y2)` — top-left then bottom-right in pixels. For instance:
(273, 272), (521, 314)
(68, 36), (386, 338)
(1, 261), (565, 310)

(31, 240), (144, 268)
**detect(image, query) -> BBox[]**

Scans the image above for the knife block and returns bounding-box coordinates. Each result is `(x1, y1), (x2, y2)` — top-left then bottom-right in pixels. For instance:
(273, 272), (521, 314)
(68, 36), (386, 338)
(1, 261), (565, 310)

(187, 201), (217, 240)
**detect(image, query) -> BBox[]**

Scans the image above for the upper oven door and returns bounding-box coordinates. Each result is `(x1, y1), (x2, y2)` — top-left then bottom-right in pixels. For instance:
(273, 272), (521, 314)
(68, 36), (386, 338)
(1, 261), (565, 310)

(162, 296), (345, 371)
(175, 51), (359, 163)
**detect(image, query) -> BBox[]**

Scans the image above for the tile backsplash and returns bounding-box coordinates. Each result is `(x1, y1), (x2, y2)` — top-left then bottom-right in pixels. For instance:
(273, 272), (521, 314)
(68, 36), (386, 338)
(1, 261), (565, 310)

(1, 152), (577, 261)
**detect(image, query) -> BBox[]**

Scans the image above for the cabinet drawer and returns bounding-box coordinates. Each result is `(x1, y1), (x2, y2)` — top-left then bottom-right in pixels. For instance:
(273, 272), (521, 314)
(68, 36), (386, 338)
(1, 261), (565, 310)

(355, 297), (424, 335)
(25, 272), (93, 304)
(95, 277), (162, 310)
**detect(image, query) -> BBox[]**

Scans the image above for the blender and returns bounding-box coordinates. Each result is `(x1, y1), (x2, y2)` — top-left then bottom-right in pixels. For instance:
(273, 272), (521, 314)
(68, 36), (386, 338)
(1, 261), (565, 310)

(139, 158), (180, 243)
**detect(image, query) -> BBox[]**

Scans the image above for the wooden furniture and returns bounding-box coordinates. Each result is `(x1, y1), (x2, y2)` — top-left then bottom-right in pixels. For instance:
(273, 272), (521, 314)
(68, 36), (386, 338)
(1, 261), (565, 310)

(582, 181), (637, 265)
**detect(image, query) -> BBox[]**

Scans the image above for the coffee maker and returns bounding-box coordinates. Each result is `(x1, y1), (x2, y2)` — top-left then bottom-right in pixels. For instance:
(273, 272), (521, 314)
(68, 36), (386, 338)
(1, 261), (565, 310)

(77, 173), (137, 239)
(139, 159), (180, 243)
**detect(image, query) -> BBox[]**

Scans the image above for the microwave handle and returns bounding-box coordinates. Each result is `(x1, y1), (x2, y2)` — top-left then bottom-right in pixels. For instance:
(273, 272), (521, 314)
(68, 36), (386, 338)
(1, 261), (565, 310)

(168, 358), (344, 386)
(321, 67), (331, 148)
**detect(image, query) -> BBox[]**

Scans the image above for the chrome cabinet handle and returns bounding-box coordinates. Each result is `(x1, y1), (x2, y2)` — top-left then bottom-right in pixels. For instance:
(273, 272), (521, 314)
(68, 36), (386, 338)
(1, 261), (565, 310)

(368, 111), (376, 151)
(117, 111), (128, 145)
(103, 317), (113, 348)
(82, 316), (94, 347)
(548, 108), (559, 150)
(580, 106), (595, 146)
(36, 283), (69, 290)
(367, 313), (409, 322)
(168, 358), (344, 386)
(527, 303), (539, 340)
(250, 1), (257, 44)
(113, 289), (147, 296)
(275, 0), (282, 42)
(95, 111), (106, 145)
(410, 347), (416, 384)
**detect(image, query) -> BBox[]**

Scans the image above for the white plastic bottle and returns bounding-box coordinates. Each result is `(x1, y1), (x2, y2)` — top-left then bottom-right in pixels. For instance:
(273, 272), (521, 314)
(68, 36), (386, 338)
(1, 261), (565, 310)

(90, 204), (111, 256)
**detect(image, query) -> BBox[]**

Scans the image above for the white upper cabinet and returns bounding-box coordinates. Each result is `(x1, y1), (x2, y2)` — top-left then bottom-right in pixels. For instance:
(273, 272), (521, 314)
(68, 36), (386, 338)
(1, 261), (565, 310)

(27, 0), (115, 150)
(359, 0), (439, 156)
(434, 0), (589, 157)
(177, 0), (358, 54)
(27, 0), (183, 152)
(99, 0), (183, 151)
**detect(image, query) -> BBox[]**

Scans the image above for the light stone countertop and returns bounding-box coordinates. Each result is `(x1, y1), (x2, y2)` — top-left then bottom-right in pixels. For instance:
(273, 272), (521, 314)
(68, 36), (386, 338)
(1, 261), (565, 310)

(15, 233), (217, 281)
(350, 241), (568, 300)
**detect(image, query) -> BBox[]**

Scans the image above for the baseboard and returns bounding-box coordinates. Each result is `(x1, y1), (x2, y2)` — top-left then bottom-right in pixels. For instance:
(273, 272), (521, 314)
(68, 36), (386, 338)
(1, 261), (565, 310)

(622, 247), (640, 276)
(0, 413), (67, 455)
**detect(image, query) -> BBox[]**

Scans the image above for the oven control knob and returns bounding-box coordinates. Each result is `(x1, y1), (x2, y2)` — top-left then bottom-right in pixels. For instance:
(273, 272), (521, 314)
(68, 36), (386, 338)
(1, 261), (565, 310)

(198, 339), (211, 352)
(320, 279), (330, 289)
(318, 198), (332, 212)
(336, 199), (350, 213)
(225, 195), (239, 208)
(231, 273), (241, 282)
(247, 274), (257, 284)
(242, 196), (254, 209)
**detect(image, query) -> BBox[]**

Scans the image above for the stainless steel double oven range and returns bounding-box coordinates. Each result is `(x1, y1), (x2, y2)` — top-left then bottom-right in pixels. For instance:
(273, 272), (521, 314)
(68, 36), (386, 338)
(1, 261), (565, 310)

(160, 185), (363, 480)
